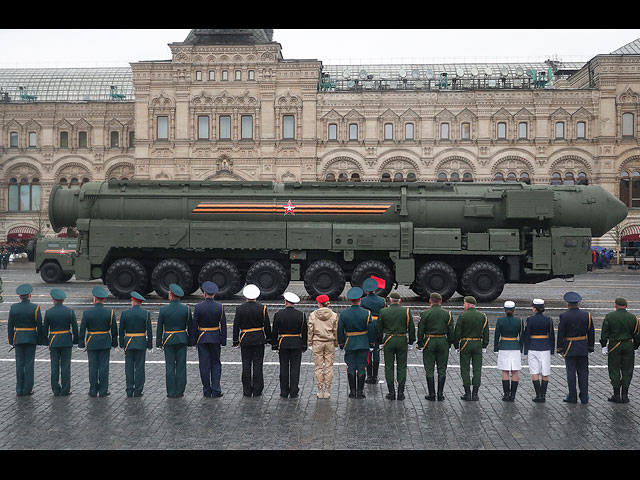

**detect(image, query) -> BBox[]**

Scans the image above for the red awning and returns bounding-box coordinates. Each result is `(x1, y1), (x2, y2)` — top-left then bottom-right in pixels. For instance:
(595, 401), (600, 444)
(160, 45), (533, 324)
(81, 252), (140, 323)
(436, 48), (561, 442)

(623, 233), (640, 242)
(7, 226), (38, 241)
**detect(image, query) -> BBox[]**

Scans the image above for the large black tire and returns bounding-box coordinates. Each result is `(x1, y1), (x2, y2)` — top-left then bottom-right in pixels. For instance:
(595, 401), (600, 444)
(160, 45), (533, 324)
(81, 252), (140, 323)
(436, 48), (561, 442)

(245, 259), (289, 300)
(40, 261), (64, 283)
(460, 261), (505, 303)
(350, 260), (394, 297)
(105, 258), (148, 299)
(303, 260), (346, 299)
(413, 260), (457, 301)
(61, 273), (73, 282)
(151, 258), (194, 299)
(198, 259), (243, 300)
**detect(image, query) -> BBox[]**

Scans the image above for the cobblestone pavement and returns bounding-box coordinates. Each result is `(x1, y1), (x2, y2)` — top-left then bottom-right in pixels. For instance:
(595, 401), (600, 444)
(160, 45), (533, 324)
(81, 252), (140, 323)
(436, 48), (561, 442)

(1, 262), (640, 450)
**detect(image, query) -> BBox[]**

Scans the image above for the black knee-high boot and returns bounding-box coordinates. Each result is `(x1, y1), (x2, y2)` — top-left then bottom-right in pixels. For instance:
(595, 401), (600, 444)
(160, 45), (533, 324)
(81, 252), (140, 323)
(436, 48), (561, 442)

(508, 381), (518, 402)
(532, 379), (543, 402)
(502, 380), (511, 401)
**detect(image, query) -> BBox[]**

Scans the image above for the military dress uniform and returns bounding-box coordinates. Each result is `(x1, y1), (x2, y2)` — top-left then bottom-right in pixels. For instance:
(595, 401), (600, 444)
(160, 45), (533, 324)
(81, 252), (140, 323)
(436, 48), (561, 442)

(377, 292), (416, 401)
(119, 291), (153, 397)
(8, 284), (44, 396)
(494, 302), (524, 402)
(360, 278), (386, 384)
(338, 287), (376, 399)
(79, 286), (118, 397)
(272, 292), (308, 398)
(556, 292), (595, 404)
(156, 284), (193, 398)
(523, 298), (555, 403)
(417, 292), (454, 401)
(454, 296), (490, 401)
(600, 297), (640, 403)
(43, 288), (78, 396)
(233, 284), (272, 397)
(190, 281), (227, 398)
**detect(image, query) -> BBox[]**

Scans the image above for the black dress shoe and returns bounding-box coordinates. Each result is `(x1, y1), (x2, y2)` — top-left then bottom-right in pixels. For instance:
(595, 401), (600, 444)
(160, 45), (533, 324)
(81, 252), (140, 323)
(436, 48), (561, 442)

(134, 392), (143, 397)
(563, 397), (577, 404)
(211, 392), (223, 398)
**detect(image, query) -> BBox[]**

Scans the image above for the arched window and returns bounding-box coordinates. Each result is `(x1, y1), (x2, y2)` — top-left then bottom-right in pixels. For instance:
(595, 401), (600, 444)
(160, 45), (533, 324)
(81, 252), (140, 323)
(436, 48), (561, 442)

(437, 172), (448, 182)
(555, 122), (565, 139)
(384, 123), (393, 140)
(8, 177), (40, 211)
(393, 172), (404, 182)
(59, 177), (68, 185)
(381, 172), (392, 182)
(405, 123), (414, 140)
(619, 170), (640, 207)
(564, 172), (575, 185)
(519, 172), (531, 184)
(577, 172), (588, 185)
(325, 173), (336, 182)
(328, 123), (337, 141)
(497, 122), (507, 139)
(461, 122), (471, 140)
(550, 172), (562, 185)
(440, 123), (449, 140)
(337, 173), (348, 182)
(493, 172), (504, 182)
(622, 113), (634, 138)
(462, 172), (473, 183)
(506, 172), (517, 183)
(450, 172), (460, 182)
(406, 172), (417, 182)
(350, 173), (361, 182)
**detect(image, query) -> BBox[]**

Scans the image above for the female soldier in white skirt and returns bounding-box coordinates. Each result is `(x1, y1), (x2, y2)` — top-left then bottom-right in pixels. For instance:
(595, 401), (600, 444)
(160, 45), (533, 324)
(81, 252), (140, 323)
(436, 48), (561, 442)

(522, 299), (555, 402)
(494, 301), (524, 402)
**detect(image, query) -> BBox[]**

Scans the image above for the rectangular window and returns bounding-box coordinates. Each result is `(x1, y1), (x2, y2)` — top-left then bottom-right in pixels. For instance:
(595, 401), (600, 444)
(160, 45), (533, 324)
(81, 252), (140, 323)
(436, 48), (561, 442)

(405, 123), (414, 140)
(28, 132), (37, 147)
(10, 132), (18, 147)
(555, 121), (564, 139)
(222, 70), (228, 81)
(461, 123), (470, 140)
(60, 131), (69, 148)
(577, 121), (586, 139)
(497, 122), (506, 139)
(31, 183), (41, 211)
(518, 122), (527, 139)
(384, 123), (393, 140)
(19, 183), (30, 211)
(209, 70), (215, 81)
(328, 123), (337, 140)
(622, 113), (634, 137)
(196, 71), (202, 81)
(241, 115), (253, 139)
(79, 131), (88, 148)
(110, 131), (119, 147)
(248, 70), (255, 81)
(198, 116), (210, 140)
(349, 123), (358, 140)
(235, 70), (242, 81)
(440, 123), (449, 140)
(283, 115), (294, 139)
(157, 116), (168, 140)
(219, 115), (231, 139)
(8, 184), (19, 211)
(128, 131), (135, 147)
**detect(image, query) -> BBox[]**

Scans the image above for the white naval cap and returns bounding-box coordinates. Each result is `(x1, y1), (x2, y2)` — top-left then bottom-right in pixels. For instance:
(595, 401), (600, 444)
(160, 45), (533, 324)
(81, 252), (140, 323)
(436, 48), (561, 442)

(532, 298), (545, 306)
(283, 291), (300, 304)
(504, 301), (516, 309)
(242, 284), (260, 300)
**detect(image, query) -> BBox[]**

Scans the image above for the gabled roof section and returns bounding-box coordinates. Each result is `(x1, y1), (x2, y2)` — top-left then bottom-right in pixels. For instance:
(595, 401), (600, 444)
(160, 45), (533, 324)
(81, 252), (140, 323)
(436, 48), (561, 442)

(611, 38), (640, 55)
(183, 29), (274, 45)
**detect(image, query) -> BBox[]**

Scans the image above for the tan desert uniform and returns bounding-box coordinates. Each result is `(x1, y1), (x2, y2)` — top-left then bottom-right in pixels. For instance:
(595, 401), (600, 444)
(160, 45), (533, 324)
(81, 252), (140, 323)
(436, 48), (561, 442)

(308, 305), (339, 398)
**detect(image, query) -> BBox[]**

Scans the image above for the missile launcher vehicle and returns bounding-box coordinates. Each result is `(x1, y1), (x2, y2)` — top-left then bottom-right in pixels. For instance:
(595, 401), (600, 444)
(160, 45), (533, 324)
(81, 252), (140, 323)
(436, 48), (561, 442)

(46, 179), (628, 302)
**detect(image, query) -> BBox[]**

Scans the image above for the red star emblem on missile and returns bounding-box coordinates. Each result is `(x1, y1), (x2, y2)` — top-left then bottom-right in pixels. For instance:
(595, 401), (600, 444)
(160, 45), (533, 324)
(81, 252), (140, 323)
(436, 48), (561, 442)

(283, 199), (296, 215)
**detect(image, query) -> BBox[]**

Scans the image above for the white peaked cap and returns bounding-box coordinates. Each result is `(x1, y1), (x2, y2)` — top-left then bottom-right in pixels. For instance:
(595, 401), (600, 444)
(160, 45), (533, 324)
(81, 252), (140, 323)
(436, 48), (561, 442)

(504, 301), (516, 309)
(284, 292), (300, 304)
(533, 298), (545, 306)
(243, 284), (260, 300)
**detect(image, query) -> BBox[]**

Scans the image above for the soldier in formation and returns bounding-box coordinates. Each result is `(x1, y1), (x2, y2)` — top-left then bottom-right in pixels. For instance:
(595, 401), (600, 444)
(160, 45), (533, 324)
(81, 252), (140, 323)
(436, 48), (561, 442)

(191, 281), (226, 398)
(416, 292), (453, 401)
(377, 291), (416, 400)
(523, 298), (554, 403)
(494, 301), (524, 402)
(308, 294), (338, 398)
(119, 291), (153, 397)
(360, 278), (385, 384)
(454, 296), (489, 401)
(272, 292), (308, 398)
(43, 288), (78, 396)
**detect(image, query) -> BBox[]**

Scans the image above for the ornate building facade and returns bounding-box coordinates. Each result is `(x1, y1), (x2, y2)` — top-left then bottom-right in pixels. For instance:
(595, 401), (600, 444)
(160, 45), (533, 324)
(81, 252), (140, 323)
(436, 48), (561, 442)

(1, 29), (640, 249)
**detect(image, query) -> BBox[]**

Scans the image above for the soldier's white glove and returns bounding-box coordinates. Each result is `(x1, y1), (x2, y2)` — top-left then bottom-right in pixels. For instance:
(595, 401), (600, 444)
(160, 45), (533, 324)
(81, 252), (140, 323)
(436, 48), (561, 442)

(602, 346), (608, 355)
(482, 348), (487, 354)
(456, 349), (459, 354)
(407, 344), (413, 351)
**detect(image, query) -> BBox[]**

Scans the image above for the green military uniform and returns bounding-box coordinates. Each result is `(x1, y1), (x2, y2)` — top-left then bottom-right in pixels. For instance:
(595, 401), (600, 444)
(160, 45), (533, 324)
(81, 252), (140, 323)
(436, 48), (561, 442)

(156, 284), (193, 398)
(494, 305), (524, 401)
(600, 297), (640, 403)
(360, 278), (386, 384)
(377, 292), (416, 400)
(417, 293), (454, 401)
(119, 291), (153, 397)
(79, 286), (118, 397)
(43, 289), (78, 396)
(1, 249), (9, 269)
(337, 287), (376, 399)
(454, 296), (489, 401)
(7, 284), (44, 396)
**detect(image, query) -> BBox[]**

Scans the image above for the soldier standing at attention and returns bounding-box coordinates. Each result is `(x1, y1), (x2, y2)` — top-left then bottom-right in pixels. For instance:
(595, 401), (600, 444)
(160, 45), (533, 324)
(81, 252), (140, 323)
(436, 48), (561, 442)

(233, 284), (272, 397)
(308, 294), (338, 399)
(0, 248), (8, 269)
(600, 297), (640, 403)
(556, 292), (594, 404)
(190, 281), (226, 398)
(119, 291), (153, 398)
(79, 286), (118, 397)
(156, 284), (193, 398)
(523, 298), (555, 403)
(44, 288), (78, 396)
(8, 284), (43, 396)
(338, 286), (375, 399)
(417, 292), (453, 401)
(377, 292), (416, 401)
(454, 296), (489, 401)
(360, 278), (385, 385)
(272, 292), (308, 398)
(494, 301), (524, 402)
